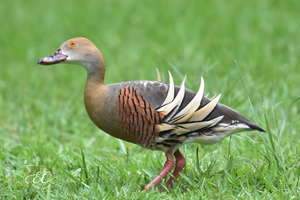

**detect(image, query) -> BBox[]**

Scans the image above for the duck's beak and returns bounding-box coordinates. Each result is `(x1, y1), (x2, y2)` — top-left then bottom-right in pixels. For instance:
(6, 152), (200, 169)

(37, 48), (68, 65)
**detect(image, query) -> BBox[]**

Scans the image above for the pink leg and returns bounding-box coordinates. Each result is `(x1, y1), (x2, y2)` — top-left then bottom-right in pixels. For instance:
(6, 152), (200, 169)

(165, 150), (186, 189)
(142, 152), (175, 192)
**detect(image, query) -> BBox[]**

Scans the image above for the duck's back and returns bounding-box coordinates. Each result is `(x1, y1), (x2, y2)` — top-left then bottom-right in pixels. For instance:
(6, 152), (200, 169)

(107, 80), (263, 131)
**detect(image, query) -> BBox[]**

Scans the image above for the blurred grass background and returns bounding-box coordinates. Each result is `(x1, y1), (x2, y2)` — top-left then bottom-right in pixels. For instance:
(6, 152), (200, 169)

(1, 0), (300, 199)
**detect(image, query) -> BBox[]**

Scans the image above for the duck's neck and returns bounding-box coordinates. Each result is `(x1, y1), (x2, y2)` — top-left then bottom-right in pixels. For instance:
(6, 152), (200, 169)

(85, 54), (106, 84)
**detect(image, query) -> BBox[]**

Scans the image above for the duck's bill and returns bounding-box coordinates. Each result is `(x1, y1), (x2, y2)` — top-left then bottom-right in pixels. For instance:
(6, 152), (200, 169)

(37, 49), (67, 65)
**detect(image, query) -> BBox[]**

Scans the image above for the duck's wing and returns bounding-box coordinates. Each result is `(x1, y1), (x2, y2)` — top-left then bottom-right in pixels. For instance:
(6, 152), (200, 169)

(107, 72), (265, 152)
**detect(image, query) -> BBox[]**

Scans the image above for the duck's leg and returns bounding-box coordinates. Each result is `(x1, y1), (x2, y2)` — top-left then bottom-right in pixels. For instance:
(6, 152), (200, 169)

(164, 150), (186, 189)
(142, 152), (175, 192)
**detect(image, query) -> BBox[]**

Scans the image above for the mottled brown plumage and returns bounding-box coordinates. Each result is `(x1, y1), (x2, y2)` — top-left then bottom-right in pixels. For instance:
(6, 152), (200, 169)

(38, 37), (265, 192)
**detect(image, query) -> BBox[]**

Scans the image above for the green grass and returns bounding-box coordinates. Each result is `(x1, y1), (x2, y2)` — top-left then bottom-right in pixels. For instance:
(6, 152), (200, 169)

(1, 0), (300, 199)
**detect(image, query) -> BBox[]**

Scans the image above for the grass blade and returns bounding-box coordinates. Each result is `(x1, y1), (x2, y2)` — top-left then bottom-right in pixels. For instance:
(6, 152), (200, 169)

(278, 97), (300, 141)
(234, 60), (258, 124)
(81, 148), (89, 185)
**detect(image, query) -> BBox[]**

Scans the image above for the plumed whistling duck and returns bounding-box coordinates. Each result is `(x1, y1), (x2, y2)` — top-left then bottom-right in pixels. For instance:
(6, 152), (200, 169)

(38, 37), (265, 191)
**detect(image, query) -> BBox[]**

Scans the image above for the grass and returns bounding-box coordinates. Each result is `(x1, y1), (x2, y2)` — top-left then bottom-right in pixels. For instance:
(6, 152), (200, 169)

(1, 0), (300, 199)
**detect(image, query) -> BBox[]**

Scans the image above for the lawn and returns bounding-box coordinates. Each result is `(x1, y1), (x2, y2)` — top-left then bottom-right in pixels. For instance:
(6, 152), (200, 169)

(1, 0), (300, 199)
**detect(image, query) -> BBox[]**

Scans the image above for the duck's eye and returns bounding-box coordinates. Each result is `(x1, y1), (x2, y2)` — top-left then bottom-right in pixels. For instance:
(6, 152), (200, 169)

(68, 41), (77, 47)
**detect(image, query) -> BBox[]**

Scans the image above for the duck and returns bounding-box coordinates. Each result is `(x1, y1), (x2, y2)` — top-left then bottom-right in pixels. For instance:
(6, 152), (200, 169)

(38, 37), (266, 191)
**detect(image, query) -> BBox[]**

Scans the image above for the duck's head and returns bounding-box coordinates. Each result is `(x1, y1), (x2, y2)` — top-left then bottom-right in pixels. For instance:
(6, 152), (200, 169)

(38, 37), (105, 71)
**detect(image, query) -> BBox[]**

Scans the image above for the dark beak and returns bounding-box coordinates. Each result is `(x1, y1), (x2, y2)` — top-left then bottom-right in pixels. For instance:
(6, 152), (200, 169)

(37, 48), (68, 65)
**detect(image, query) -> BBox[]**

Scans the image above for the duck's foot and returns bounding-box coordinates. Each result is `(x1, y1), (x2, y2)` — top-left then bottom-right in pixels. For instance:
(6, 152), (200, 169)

(142, 150), (186, 192)
(142, 152), (174, 192)
(163, 150), (186, 190)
